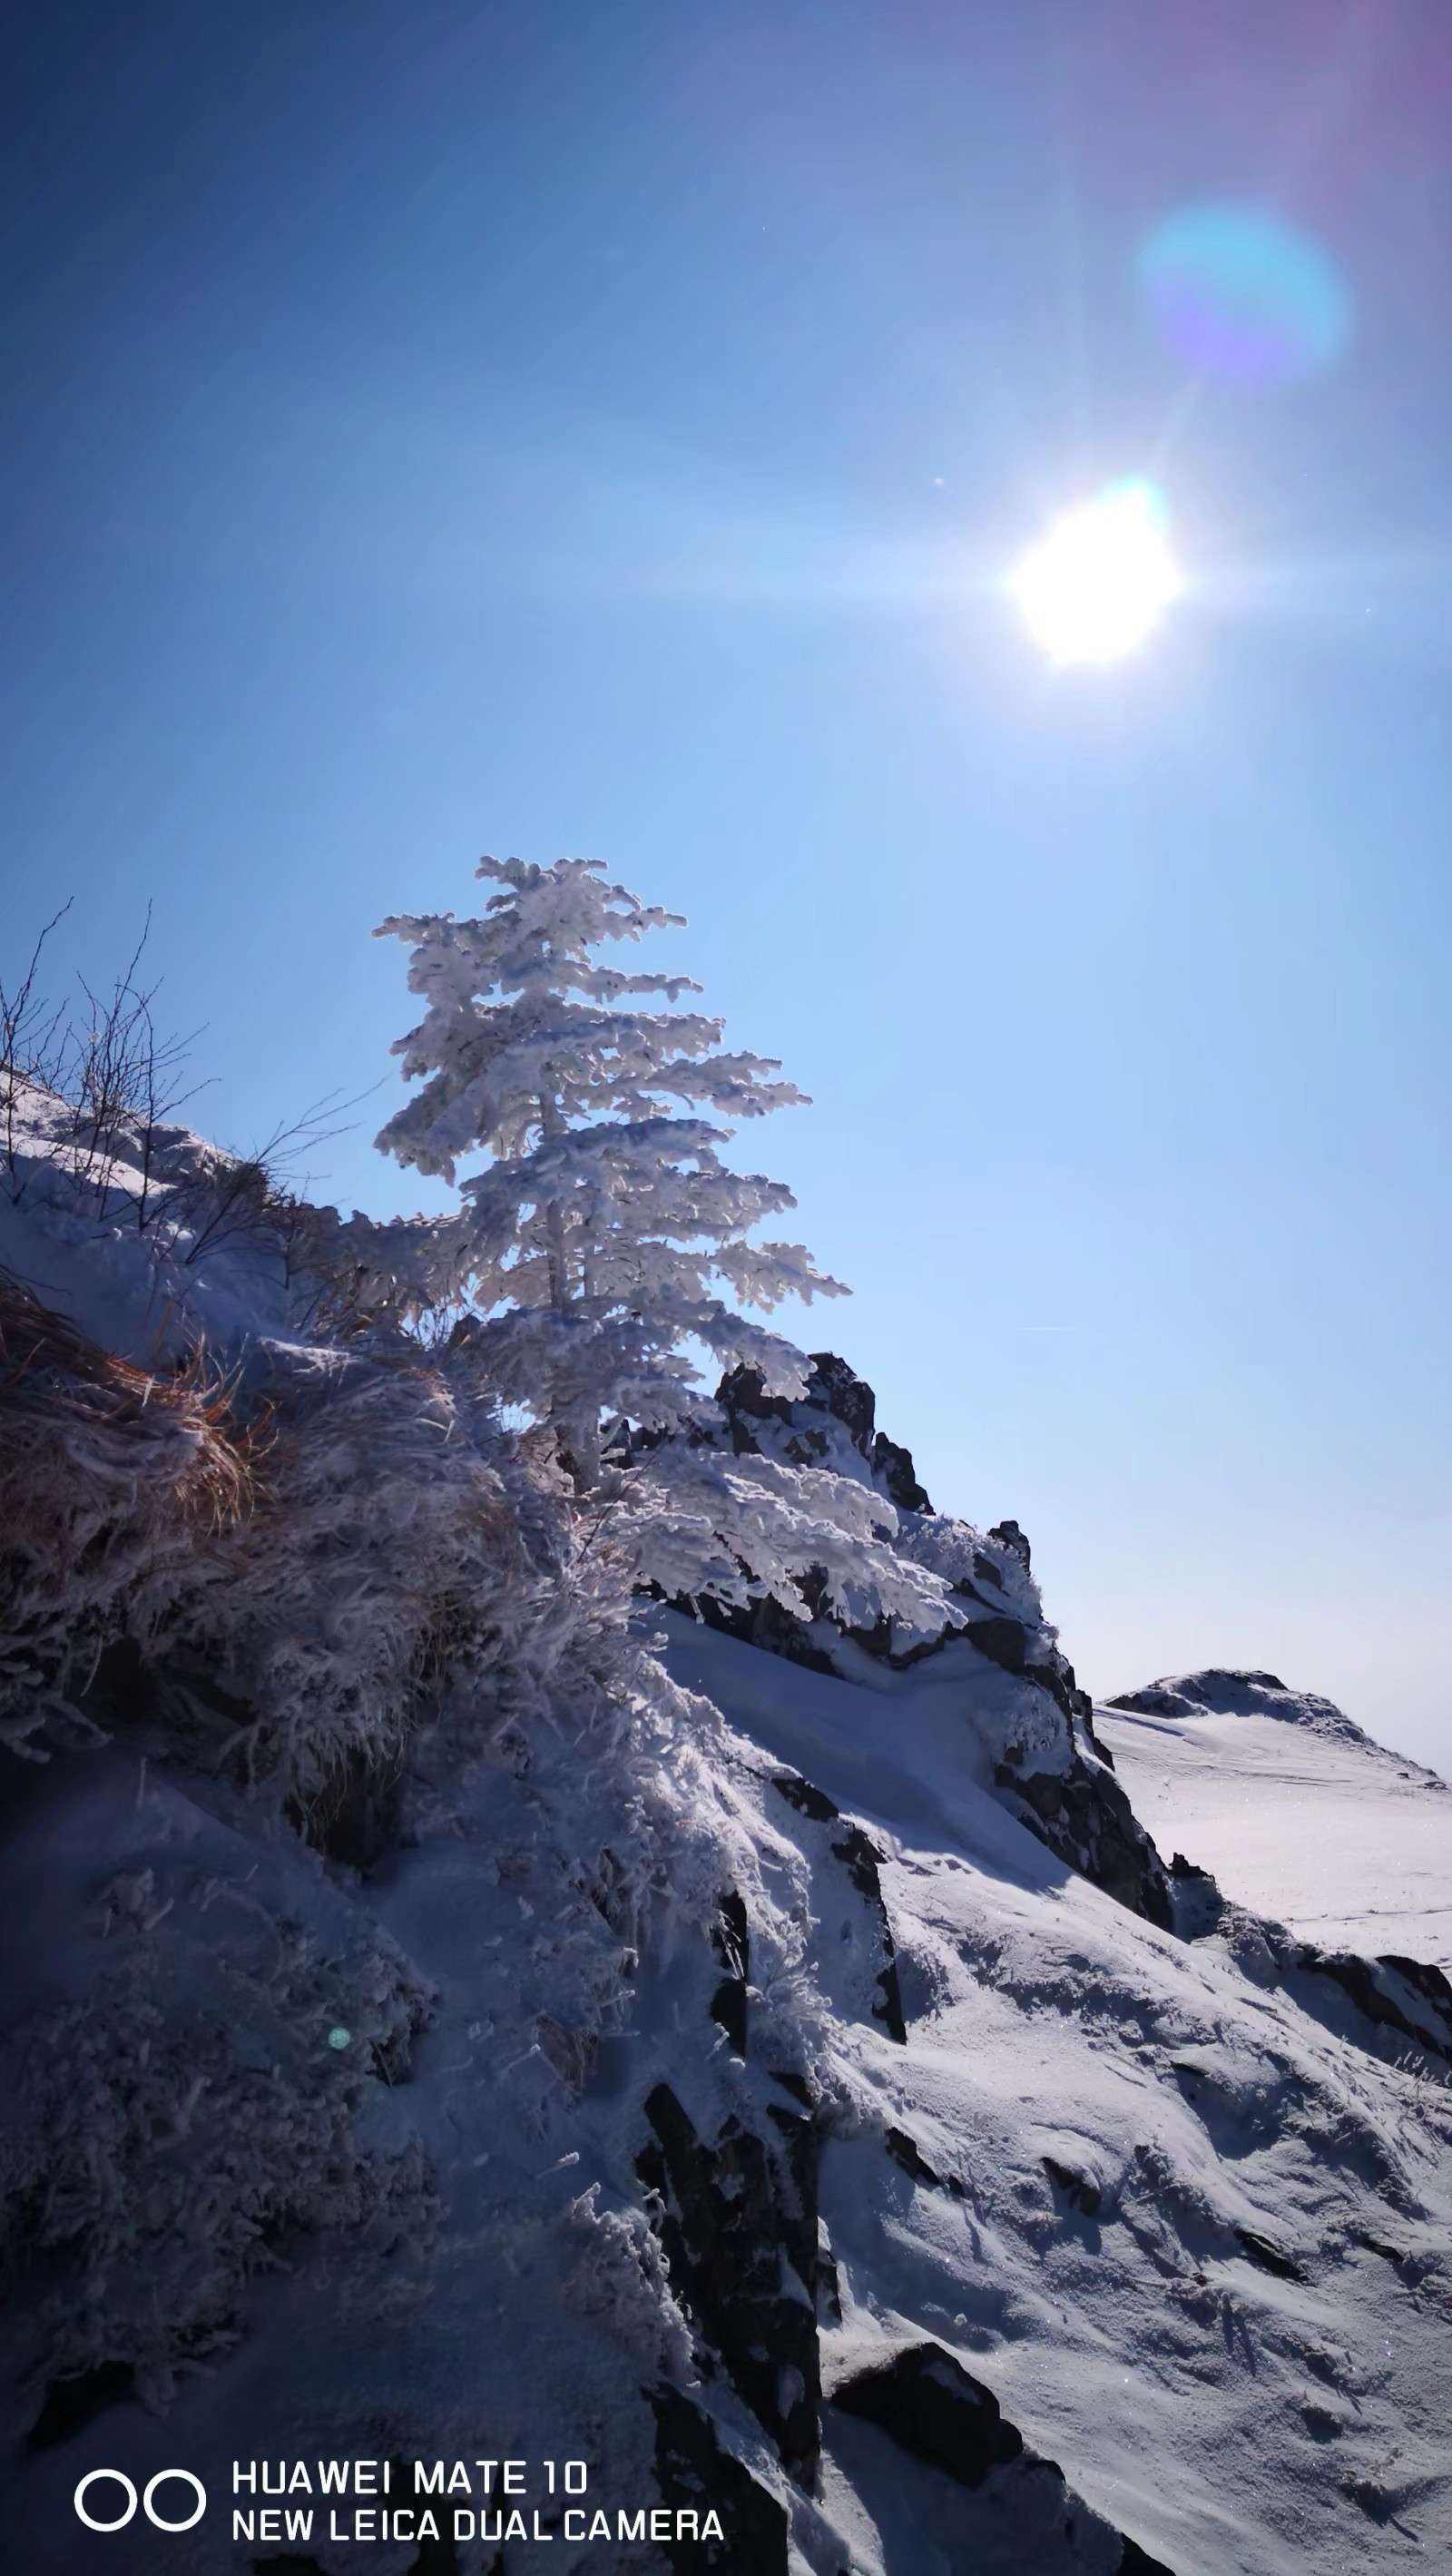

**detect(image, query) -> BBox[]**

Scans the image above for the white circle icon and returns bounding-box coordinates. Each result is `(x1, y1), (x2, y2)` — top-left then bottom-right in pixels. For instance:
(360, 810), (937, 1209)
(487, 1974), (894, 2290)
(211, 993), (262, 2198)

(143, 2469), (208, 2532)
(74, 2467), (207, 2532)
(74, 2471), (136, 2532)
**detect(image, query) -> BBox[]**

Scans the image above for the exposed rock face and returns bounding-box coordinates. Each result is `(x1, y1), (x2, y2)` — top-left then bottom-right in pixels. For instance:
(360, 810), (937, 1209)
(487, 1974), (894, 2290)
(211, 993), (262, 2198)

(1280, 1941), (1452, 2070)
(888, 2126), (967, 2197)
(830, 2340), (1180, 2573)
(770, 1770), (908, 2043)
(637, 2081), (822, 2487)
(709, 1889), (751, 2054)
(707, 1358), (1180, 1933)
(651, 2386), (789, 2574)
(989, 1517), (1032, 1571)
(688, 1584), (839, 1676)
(1169, 1855), (1452, 2071)
(996, 1751), (1175, 1932)
(1043, 2155), (1102, 2217)
(834, 2338), (1023, 2484)
(718, 1352), (934, 1514)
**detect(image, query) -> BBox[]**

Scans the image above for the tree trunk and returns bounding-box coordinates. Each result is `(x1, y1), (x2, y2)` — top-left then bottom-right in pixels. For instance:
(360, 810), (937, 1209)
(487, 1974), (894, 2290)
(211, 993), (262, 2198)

(537, 1089), (571, 1313)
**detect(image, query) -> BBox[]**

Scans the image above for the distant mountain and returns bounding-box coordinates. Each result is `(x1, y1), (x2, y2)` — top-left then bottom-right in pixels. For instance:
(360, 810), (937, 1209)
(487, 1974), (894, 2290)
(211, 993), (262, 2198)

(1106, 1667), (1431, 1759)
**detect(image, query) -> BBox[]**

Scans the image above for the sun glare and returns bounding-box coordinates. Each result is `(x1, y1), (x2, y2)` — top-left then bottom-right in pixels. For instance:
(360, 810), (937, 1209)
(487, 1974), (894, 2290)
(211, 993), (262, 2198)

(1009, 480), (1182, 666)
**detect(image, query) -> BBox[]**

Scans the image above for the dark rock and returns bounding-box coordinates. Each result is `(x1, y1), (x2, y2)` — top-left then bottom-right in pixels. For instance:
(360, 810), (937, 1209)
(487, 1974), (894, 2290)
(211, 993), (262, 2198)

(717, 1353), (932, 1515)
(652, 2386), (789, 2574)
(870, 1431), (932, 1514)
(963, 1617), (1100, 1745)
(996, 1757), (1174, 1932)
(805, 1351), (878, 1450)
(770, 2067), (816, 2109)
(1108, 1670), (1289, 1716)
(988, 1519), (1032, 1571)
(1379, 1952), (1452, 2017)
(1042, 2157), (1101, 2217)
(638, 2083), (820, 2486)
(817, 2238), (843, 2323)
(1276, 1941), (1452, 2070)
(887, 2127), (966, 2197)
(711, 1890), (751, 2055)
(688, 1586), (839, 1676)
(833, 2341), (1023, 2488)
(1173, 1872), (1452, 2078)
(965, 1615), (1032, 1676)
(1165, 1855), (1226, 1942)
(1119, 2542), (1179, 2575)
(771, 1769), (841, 1825)
(770, 1775), (907, 2041)
(831, 2341), (1180, 2573)
(1233, 2227), (1303, 2283)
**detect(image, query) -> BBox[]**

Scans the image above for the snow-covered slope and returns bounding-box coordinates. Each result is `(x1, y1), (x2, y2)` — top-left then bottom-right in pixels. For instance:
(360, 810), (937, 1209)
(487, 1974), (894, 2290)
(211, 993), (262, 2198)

(4, 1090), (1451, 2575)
(662, 1617), (1452, 2576)
(1098, 1673), (1452, 1971)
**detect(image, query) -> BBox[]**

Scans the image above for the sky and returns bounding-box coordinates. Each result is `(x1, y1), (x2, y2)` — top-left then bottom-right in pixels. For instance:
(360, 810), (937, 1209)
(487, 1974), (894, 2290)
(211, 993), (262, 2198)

(4, 0), (1449, 1764)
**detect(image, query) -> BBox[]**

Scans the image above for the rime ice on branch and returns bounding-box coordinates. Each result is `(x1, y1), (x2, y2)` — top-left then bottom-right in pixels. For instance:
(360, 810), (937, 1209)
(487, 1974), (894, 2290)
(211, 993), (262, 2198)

(374, 856), (848, 1486)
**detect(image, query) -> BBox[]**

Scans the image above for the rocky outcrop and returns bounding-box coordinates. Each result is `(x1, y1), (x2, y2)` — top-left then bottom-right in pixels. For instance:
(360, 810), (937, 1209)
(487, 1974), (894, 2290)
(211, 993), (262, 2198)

(1043, 2156), (1102, 2217)
(989, 1517), (1032, 1570)
(996, 1748), (1175, 1932)
(710, 1890), (751, 2054)
(770, 1770), (908, 2042)
(709, 1356), (1180, 1935)
(1280, 1942), (1452, 2070)
(718, 1352), (934, 1514)
(830, 2340), (1179, 2573)
(637, 2082), (821, 2487)
(1169, 1856), (1452, 2071)
(834, 2338), (1022, 2483)
(652, 2386), (790, 2573)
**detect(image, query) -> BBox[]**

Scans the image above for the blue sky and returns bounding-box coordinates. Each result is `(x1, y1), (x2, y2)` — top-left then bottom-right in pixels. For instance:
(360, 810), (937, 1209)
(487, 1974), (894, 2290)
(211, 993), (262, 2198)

(5, 1), (1449, 1760)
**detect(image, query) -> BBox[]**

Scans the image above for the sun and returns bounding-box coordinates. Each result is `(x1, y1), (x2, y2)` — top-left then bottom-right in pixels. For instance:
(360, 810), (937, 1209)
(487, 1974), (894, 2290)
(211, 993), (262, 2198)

(1008, 479), (1182, 665)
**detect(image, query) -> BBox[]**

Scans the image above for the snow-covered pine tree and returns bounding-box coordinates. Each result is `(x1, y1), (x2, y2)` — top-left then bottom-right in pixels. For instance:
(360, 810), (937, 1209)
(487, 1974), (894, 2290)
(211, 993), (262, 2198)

(373, 856), (844, 1481)
(373, 855), (961, 1649)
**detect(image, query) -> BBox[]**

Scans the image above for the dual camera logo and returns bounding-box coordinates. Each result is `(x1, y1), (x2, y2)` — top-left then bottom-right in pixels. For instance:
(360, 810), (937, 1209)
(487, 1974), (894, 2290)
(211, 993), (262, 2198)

(74, 2469), (207, 2533)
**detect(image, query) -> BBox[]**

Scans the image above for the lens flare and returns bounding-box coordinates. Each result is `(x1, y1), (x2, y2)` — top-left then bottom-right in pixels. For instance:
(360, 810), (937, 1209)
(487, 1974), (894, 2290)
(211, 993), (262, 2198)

(1008, 480), (1182, 666)
(1139, 204), (1352, 386)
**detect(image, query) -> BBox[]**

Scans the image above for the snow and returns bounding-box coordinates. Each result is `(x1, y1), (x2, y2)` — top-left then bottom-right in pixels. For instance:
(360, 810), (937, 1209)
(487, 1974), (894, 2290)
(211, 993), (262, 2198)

(1098, 1674), (1452, 1970)
(6, 1055), (1452, 2576)
(659, 1620), (1452, 2574)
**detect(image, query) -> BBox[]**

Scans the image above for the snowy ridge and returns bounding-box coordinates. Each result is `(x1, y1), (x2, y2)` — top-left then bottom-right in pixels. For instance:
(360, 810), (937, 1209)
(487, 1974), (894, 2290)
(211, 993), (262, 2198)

(1106, 1668), (1443, 1767)
(1100, 1673), (1452, 1976)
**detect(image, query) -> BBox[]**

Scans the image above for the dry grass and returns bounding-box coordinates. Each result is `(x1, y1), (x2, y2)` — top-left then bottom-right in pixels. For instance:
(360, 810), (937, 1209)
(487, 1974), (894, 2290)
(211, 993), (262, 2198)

(0, 1272), (254, 1757)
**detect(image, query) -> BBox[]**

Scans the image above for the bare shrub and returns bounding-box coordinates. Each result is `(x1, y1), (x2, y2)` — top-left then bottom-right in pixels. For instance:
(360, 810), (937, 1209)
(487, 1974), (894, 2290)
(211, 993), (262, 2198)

(1, 900), (204, 1218)
(1, 900), (74, 1201)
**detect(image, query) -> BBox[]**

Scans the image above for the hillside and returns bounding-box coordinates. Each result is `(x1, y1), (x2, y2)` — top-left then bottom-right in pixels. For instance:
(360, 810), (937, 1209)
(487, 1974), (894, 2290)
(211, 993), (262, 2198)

(2, 1075), (1451, 2576)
